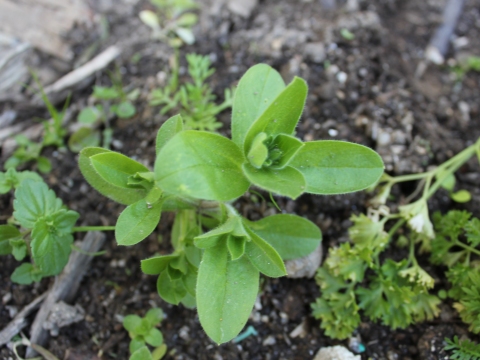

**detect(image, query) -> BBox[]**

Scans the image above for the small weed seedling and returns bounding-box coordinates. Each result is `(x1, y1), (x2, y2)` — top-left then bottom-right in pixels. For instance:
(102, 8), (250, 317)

(69, 70), (139, 152)
(312, 137), (480, 339)
(78, 64), (384, 344)
(139, 0), (198, 47)
(150, 53), (233, 131)
(0, 168), (79, 284)
(5, 75), (70, 173)
(123, 308), (167, 360)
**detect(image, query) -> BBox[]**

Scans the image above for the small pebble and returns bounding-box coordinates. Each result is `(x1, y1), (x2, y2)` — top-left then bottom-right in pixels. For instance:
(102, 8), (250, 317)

(262, 335), (276, 346)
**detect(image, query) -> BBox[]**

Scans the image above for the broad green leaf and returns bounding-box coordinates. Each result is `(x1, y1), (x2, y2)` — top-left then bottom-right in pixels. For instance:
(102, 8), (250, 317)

(290, 141), (384, 194)
(269, 134), (304, 169)
(141, 255), (177, 275)
(243, 77), (308, 154)
(37, 156), (52, 173)
(242, 163), (305, 199)
(185, 245), (202, 267)
(157, 271), (187, 305)
(197, 243), (259, 344)
(0, 169), (43, 194)
(175, 27), (195, 45)
(114, 101), (136, 118)
(69, 127), (101, 153)
(247, 214), (321, 260)
(177, 13), (198, 26)
(0, 225), (20, 255)
(232, 64), (285, 148)
(155, 114), (184, 155)
(116, 198), (163, 246)
(145, 308), (164, 327)
(152, 344), (167, 360)
(130, 338), (147, 355)
(227, 235), (246, 261)
(31, 210), (78, 276)
(155, 131), (250, 201)
(450, 190), (471, 203)
(11, 263), (42, 285)
(130, 346), (152, 360)
(91, 152), (150, 189)
(93, 86), (120, 100)
(167, 265), (183, 280)
(123, 314), (143, 333)
(78, 106), (101, 124)
(194, 217), (236, 249)
(244, 228), (286, 277)
(145, 328), (163, 347)
(247, 132), (269, 169)
(13, 179), (63, 228)
(182, 265), (197, 297)
(10, 238), (27, 261)
(79, 147), (148, 205)
(170, 253), (188, 274)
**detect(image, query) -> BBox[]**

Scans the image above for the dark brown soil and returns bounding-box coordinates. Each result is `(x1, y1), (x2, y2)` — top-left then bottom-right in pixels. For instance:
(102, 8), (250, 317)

(1, 0), (480, 359)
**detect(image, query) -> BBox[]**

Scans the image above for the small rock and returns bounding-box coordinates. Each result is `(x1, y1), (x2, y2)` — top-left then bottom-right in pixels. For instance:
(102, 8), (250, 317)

(304, 42), (326, 63)
(314, 345), (361, 360)
(336, 71), (347, 84)
(179, 326), (190, 341)
(262, 335), (276, 346)
(285, 244), (322, 278)
(2, 292), (12, 304)
(227, 0), (258, 18)
(289, 319), (307, 338)
(44, 301), (85, 337)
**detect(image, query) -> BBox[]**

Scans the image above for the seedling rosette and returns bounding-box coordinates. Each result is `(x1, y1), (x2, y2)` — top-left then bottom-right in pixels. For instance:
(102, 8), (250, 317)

(78, 64), (383, 344)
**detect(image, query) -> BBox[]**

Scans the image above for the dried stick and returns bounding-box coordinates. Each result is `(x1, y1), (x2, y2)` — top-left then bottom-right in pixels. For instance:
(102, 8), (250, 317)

(26, 231), (106, 358)
(0, 292), (47, 347)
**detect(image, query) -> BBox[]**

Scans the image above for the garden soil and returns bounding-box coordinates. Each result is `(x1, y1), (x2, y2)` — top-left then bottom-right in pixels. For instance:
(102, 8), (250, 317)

(1, 0), (480, 359)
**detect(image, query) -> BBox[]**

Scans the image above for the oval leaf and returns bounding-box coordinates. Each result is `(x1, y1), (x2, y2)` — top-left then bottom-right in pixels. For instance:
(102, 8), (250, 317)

(244, 228), (287, 277)
(156, 114), (184, 155)
(197, 243), (259, 344)
(0, 225), (20, 255)
(115, 198), (163, 246)
(450, 190), (471, 203)
(243, 77), (307, 154)
(155, 131), (250, 201)
(141, 255), (177, 275)
(290, 141), (384, 194)
(246, 214), (321, 260)
(232, 64), (285, 148)
(242, 163), (305, 199)
(79, 147), (148, 205)
(157, 271), (187, 305)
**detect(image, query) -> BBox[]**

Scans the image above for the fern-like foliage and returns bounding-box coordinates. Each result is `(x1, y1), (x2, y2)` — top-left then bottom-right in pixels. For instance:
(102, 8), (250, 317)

(445, 336), (480, 360)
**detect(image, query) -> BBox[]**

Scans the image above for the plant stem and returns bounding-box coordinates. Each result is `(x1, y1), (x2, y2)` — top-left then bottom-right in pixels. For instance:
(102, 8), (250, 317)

(456, 241), (480, 257)
(72, 226), (116, 232)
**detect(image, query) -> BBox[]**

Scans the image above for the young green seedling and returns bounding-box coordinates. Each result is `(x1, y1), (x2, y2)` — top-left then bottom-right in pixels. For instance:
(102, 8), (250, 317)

(79, 64), (384, 344)
(69, 70), (139, 152)
(123, 308), (167, 360)
(0, 169), (79, 284)
(150, 53), (233, 131)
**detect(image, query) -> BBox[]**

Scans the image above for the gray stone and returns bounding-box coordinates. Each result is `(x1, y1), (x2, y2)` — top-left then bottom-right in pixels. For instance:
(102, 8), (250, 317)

(285, 244), (322, 278)
(304, 42), (326, 63)
(227, 0), (258, 18)
(314, 345), (361, 360)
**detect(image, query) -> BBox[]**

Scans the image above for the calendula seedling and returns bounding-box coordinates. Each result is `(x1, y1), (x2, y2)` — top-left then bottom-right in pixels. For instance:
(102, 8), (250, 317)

(78, 64), (383, 344)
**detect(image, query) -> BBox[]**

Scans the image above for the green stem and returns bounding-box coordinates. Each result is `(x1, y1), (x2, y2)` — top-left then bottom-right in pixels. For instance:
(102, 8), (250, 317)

(390, 172), (433, 184)
(72, 226), (116, 232)
(456, 241), (480, 257)
(387, 218), (406, 241)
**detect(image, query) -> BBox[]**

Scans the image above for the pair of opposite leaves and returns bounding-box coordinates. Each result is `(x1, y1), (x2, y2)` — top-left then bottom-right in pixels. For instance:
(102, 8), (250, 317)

(154, 64), (384, 202)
